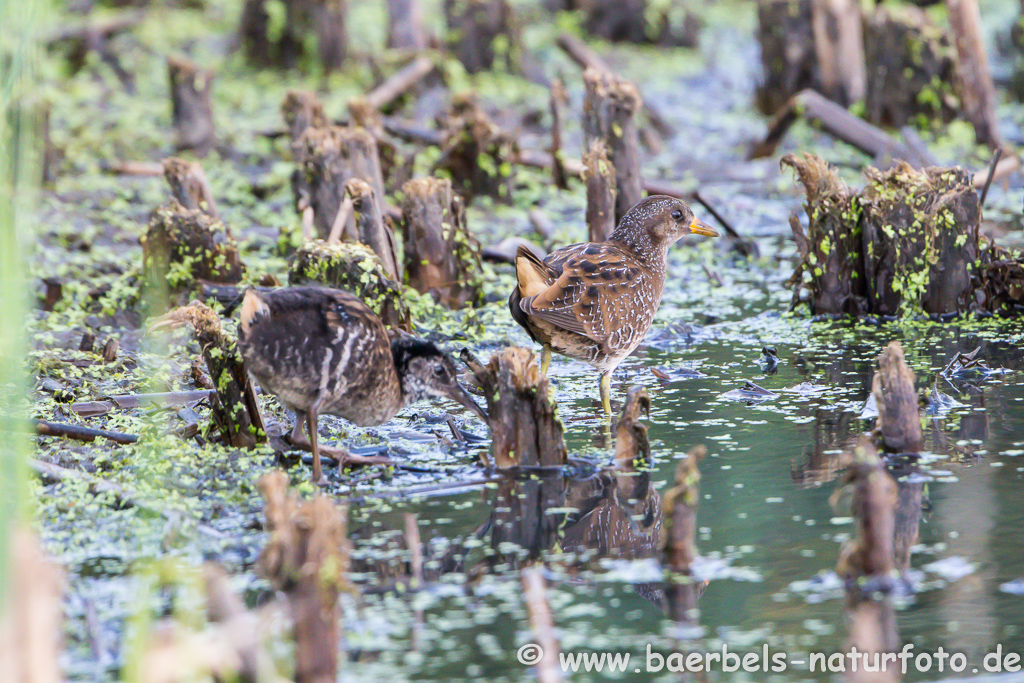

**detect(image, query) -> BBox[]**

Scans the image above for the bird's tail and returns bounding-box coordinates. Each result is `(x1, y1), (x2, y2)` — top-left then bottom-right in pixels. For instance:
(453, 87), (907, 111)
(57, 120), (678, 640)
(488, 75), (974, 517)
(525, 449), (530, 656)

(239, 287), (270, 336)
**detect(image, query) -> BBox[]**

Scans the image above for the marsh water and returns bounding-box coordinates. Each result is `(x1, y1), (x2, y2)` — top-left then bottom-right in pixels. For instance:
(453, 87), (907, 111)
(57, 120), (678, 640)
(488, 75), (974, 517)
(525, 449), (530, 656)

(26, 0), (1024, 681)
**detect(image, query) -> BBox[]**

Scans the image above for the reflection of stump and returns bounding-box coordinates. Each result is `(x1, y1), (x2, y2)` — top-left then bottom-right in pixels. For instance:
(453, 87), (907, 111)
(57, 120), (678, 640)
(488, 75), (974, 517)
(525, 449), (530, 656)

(583, 140), (616, 242)
(436, 95), (515, 204)
(582, 0), (648, 43)
(168, 57), (215, 155)
(443, 0), (515, 74)
(258, 471), (349, 683)
(834, 440), (898, 583)
(863, 6), (957, 128)
(860, 164), (979, 317)
(582, 69), (642, 224)
(142, 204), (243, 291)
(782, 154), (865, 317)
(872, 341), (922, 454)
(756, 0), (815, 115)
(288, 240), (411, 330)
(400, 177), (482, 308)
(295, 126), (386, 240)
(661, 445), (706, 623)
(460, 347), (566, 468)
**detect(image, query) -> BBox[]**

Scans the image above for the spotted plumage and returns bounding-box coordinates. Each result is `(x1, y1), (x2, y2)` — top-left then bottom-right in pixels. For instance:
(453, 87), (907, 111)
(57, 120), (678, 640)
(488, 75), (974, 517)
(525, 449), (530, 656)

(509, 196), (718, 415)
(238, 286), (485, 483)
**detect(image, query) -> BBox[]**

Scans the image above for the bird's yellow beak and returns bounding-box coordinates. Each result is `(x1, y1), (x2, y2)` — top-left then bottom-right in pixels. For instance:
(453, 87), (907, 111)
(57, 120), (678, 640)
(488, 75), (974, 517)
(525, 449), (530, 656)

(690, 218), (720, 237)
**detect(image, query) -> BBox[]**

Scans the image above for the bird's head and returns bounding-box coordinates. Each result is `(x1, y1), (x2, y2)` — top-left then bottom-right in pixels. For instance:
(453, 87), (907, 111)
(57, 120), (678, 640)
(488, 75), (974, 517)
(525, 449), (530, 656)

(391, 336), (487, 420)
(613, 196), (719, 249)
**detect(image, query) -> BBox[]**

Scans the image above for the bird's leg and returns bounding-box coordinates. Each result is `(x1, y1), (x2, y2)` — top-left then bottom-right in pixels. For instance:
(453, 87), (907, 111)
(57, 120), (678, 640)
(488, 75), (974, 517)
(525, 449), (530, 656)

(540, 345), (552, 376)
(600, 372), (612, 418)
(305, 400), (325, 485)
(290, 411), (306, 444)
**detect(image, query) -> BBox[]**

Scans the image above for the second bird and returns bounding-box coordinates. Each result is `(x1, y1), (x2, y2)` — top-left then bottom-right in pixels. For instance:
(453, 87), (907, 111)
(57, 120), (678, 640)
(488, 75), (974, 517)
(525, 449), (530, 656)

(509, 195), (719, 416)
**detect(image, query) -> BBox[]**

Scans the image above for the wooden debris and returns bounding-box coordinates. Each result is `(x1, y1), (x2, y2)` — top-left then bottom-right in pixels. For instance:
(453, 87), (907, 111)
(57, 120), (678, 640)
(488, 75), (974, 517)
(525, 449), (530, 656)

(0, 528), (63, 683)
(142, 203), (244, 291)
(294, 125), (386, 241)
(359, 56), (437, 114)
(582, 68), (642, 224)
(201, 563), (279, 683)
(46, 12), (140, 91)
(752, 90), (928, 167)
(521, 566), (563, 683)
(41, 278), (62, 312)
(811, 0), (865, 106)
(444, 0), (515, 74)
(755, 0), (816, 115)
(162, 157), (218, 218)
(387, 0), (430, 50)
(582, 139), (616, 242)
(288, 240), (411, 330)
(239, 0), (346, 72)
(872, 342), (923, 454)
(549, 79), (569, 190)
(460, 347), (567, 469)
(35, 419), (138, 445)
(151, 301), (267, 448)
(436, 94), (515, 204)
(167, 57), (215, 156)
(947, 0), (1001, 147)
(863, 6), (957, 130)
(400, 177), (482, 308)
(660, 445), (706, 623)
(258, 471), (350, 683)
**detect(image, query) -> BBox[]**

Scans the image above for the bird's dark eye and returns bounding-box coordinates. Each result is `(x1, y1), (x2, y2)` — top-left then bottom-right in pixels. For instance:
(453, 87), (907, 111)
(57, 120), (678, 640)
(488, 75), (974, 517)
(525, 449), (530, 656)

(671, 209), (683, 221)
(433, 364), (446, 378)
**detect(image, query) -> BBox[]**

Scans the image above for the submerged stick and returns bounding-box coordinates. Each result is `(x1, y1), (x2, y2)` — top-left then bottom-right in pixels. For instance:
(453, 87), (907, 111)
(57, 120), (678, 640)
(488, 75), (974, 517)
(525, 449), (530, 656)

(35, 419), (138, 444)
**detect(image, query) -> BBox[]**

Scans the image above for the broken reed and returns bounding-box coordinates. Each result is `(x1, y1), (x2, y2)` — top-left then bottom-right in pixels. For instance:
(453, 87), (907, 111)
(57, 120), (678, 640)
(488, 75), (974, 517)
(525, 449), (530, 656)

(0, 0), (45, 605)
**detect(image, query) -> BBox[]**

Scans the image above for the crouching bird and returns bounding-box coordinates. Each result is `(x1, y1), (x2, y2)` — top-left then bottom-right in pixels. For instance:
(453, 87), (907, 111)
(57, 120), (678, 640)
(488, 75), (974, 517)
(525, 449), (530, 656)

(509, 196), (718, 417)
(238, 286), (486, 483)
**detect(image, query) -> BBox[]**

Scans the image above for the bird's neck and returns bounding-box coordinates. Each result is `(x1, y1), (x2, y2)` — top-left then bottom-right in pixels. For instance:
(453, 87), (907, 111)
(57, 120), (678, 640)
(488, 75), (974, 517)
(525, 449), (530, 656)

(610, 231), (670, 271)
(390, 340), (419, 408)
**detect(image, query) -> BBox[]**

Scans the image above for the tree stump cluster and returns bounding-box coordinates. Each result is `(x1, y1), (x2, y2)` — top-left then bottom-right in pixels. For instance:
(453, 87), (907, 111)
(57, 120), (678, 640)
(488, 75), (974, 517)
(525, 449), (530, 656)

(142, 203), (244, 292)
(435, 94), (516, 204)
(784, 153), (982, 318)
(288, 240), (411, 330)
(400, 177), (483, 308)
(577, 0), (699, 47)
(460, 347), (567, 469)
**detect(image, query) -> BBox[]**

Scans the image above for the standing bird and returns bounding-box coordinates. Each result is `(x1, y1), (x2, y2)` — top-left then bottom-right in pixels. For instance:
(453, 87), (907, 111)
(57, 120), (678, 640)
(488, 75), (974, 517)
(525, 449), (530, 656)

(238, 286), (486, 483)
(509, 196), (718, 416)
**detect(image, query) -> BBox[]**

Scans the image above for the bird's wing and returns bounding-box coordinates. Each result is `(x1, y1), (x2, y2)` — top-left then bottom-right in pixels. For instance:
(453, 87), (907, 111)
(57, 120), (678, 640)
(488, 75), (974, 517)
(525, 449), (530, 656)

(519, 245), (635, 346)
(514, 244), (559, 298)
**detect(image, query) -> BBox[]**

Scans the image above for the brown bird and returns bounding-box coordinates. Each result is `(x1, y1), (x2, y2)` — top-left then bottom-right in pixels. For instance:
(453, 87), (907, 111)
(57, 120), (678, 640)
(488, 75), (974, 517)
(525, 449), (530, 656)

(508, 196), (718, 416)
(238, 286), (486, 483)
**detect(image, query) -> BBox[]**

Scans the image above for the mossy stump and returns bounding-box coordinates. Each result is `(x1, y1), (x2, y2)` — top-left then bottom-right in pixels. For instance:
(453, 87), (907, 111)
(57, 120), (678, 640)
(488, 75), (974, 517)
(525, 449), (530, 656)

(863, 6), (957, 129)
(142, 204), (244, 293)
(782, 153), (866, 317)
(871, 341), (923, 454)
(860, 164), (979, 317)
(582, 139), (616, 242)
(460, 347), (566, 469)
(288, 240), (411, 330)
(168, 56), (214, 155)
(294, 125), (386, 241)
(400, 177), (483, 308)
(784, 154), (980, 318)
(435, 95), (516, 204)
